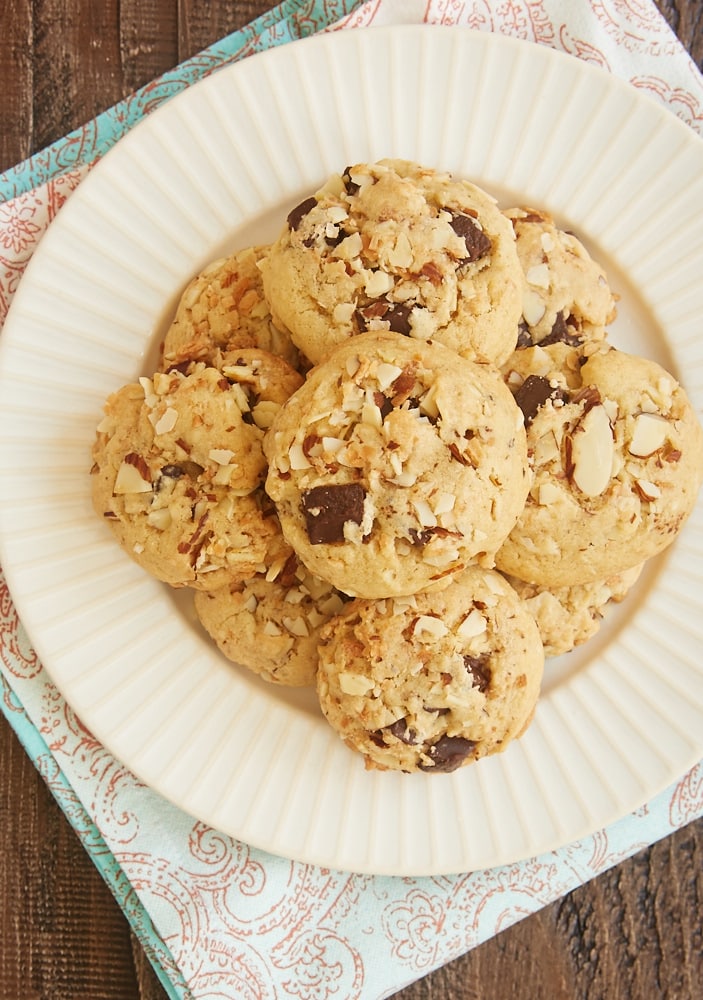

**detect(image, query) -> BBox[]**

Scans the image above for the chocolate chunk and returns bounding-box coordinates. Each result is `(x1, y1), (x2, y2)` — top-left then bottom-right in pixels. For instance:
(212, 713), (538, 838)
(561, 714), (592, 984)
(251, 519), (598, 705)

(463, 653), (491, 693)
(325, 227), (347, 248)
(301, 483), (366, 544)
(409, 527), (434, 547)
(516, 322), (533, 349)
(450, 213), (492, 263)
(541, 310), (583, 347)
(287, 196), (317, 231)
(355, 300), (413, 336)
(385, 302), (413, 335)
(160, 464), (184, 479)
(165, 361), (191, 376)
(342, 166), (360, 196)
(514, 374), (568, 426)
(419, 735), (476, 772)
(373, 717), (418, 746)
(373, 391), (394, 420)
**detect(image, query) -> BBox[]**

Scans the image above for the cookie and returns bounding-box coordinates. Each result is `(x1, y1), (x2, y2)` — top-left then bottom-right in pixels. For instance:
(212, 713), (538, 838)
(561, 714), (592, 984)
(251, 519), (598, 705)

(503, 563), (643, 657)
(161, 244), (300, 369)
(316, 566), (544, 773)
(264, 331), (529, 599)
(260, 159), (523, 366)
(91, 352), (303, 589)
(194, 552), (348, 686)
(506, 207), (617, 348)
(496, 342), (703, 586)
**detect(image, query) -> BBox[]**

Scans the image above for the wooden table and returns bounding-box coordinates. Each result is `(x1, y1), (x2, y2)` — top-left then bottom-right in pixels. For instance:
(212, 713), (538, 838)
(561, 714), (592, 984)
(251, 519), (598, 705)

(1, 2), (702, 997)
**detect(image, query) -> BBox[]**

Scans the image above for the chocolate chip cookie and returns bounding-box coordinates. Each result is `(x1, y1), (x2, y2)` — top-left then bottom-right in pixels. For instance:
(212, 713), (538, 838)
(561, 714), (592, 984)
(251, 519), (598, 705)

(260, 159), (523, 365)
(91, 351), (302, 589)
(194, 552), (348, 686)
(264, 330), (529, 598)
(316, 566), (544, 773)
(506, 207), (617, 349)
(502, 563), (644, 657)
(497, 342), (703, 586)
(161, 244), (300, 369)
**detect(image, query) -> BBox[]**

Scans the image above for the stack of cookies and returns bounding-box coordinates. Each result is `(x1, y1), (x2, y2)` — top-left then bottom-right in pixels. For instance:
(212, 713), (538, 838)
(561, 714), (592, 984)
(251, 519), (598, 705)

(91, 159), (703, 774)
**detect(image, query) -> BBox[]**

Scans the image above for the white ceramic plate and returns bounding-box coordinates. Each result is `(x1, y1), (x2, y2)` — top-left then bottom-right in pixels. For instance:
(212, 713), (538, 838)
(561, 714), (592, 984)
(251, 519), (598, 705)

(2, 26), (703, 876)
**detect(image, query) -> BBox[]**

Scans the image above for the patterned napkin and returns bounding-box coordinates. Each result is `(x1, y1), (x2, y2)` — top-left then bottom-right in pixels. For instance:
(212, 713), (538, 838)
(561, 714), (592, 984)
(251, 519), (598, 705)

(1, 2), (702, 998)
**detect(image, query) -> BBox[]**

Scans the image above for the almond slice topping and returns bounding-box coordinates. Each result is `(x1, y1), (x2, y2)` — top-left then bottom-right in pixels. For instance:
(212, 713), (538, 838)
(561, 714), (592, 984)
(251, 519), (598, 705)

(568, 403), (614, 497)
(628, 412), (669, 458)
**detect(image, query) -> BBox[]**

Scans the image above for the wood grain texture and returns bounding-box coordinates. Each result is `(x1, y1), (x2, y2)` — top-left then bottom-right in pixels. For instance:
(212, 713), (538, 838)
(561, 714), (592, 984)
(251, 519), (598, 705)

(0, 0), (33, 171)
(1, 2), (702, 998)
(657, 0), (703, 67)
(0, 720), (159, 1000)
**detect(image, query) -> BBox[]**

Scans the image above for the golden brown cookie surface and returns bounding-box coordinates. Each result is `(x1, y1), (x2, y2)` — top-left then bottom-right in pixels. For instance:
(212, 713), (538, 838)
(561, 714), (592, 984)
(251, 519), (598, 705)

(497, 343), (703, 585)
(91, 353), (302, 589)
(506, 207), (616, 349)
(194, 554), (347, 686)
(161, 244), (300, 369)
(316, 566), (544, 773)
(264, 331), (529, 598)
(260, 159), (523, 366)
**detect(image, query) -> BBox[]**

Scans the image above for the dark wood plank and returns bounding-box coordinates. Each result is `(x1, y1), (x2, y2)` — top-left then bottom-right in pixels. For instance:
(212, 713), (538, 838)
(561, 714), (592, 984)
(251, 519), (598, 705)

(118, 0), (179, 94)
(0, 0), (33, 170)
(396, 819), (703, 1000)
(30, 0), (125, 158)
(0, 717), (164, 1000)
(657, 0), (703, 68)
(177, 0), (264, 60)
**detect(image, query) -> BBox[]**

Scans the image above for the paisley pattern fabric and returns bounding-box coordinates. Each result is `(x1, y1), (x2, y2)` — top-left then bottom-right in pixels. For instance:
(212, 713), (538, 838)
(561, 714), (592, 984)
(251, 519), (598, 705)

(1, 2), (702, 998)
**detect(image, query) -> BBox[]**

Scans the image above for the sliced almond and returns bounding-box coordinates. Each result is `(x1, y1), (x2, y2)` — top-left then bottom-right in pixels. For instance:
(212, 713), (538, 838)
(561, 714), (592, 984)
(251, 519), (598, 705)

(375, 362), (403, 391)
(288, 442), (312, 470)
(568, 403), (614, 497)
(538, 481), (562, 506)
(413, 498), (437, 528)
(413, 615), (449, 640)
(433, 492), (456, 516)
(339, 672), (374, 696)
(114, 454), (152, 494)
(628, 411), (669, 458)
(282, 616), (310, 638)
(212, 465), (234, 486)
(457, 608), (488, 638)
(262, 621), (283, 637)
(526, 263), (550, 288)
(209, 448), (235, 465)
(336, 232), (363, 260)
(388, 232), (413, 269)
(151, 407), (178, 435)
(522, 288), (546, 327)
(318, 593), (346, 617)
(146, 507), (172, 530)
(364, 270), (394, 297)
(333, 302), (356, 325)
(635, 478), (662, 501)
